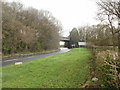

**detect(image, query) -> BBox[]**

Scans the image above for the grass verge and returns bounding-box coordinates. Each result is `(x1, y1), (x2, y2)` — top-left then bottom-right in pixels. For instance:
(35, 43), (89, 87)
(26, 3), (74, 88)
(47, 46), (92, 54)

(2, 48), (91, 88)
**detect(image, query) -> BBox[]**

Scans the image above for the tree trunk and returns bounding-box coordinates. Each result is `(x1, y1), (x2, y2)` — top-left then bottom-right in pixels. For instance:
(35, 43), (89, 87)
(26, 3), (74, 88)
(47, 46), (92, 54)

(118, 19), (120, 60)
(118, 1), (120, 60)
(112, 33), (116, 50)
(107, 14), (116, 50)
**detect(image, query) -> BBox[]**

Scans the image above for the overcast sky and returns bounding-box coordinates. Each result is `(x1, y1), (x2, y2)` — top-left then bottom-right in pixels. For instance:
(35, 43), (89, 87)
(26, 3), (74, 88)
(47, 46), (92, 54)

(6, 0), (99, 36)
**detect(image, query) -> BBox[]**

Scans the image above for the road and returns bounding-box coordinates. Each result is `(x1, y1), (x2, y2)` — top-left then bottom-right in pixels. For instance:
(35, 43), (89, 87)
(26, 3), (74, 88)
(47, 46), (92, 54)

(2, 48), (71, 67)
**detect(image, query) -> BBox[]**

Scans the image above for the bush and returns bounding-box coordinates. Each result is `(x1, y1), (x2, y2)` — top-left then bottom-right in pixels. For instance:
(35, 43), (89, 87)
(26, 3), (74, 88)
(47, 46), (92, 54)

(96, 50), (120, 88)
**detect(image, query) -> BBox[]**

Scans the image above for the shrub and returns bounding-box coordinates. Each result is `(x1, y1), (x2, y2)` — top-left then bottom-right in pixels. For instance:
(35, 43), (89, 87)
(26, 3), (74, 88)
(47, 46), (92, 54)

(96, 50), (120, 88)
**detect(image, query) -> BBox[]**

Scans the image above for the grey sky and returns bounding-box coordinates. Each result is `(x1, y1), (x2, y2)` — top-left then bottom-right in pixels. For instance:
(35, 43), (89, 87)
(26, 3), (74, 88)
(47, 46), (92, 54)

(6, 0), (99, 36)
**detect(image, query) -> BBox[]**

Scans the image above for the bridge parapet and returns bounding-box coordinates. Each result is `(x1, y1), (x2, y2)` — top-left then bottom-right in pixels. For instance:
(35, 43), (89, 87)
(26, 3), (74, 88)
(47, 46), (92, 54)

(60, 37), (70, 41)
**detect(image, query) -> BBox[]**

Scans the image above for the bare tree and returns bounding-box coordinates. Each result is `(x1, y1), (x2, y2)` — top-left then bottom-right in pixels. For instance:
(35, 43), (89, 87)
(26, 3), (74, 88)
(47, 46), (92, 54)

(97, 1), (117, 49)
(97, 0), (120, 58)
(2, 1), (62, 55)
(0, 1), (2, 55)
(118, 0), (120, 59)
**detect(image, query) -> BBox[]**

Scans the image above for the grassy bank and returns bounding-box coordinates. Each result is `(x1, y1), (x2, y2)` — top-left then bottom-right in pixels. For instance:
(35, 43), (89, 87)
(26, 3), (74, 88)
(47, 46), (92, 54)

(2, 48), (92, 88)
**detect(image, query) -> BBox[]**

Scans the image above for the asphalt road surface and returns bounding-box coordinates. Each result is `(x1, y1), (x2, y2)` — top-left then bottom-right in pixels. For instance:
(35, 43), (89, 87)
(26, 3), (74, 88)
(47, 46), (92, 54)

(2, 48), (71, 67)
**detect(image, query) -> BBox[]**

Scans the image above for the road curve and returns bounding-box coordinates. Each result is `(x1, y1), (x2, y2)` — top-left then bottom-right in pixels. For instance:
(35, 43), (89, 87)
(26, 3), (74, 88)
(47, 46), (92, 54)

(2, 48), (71, 67)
